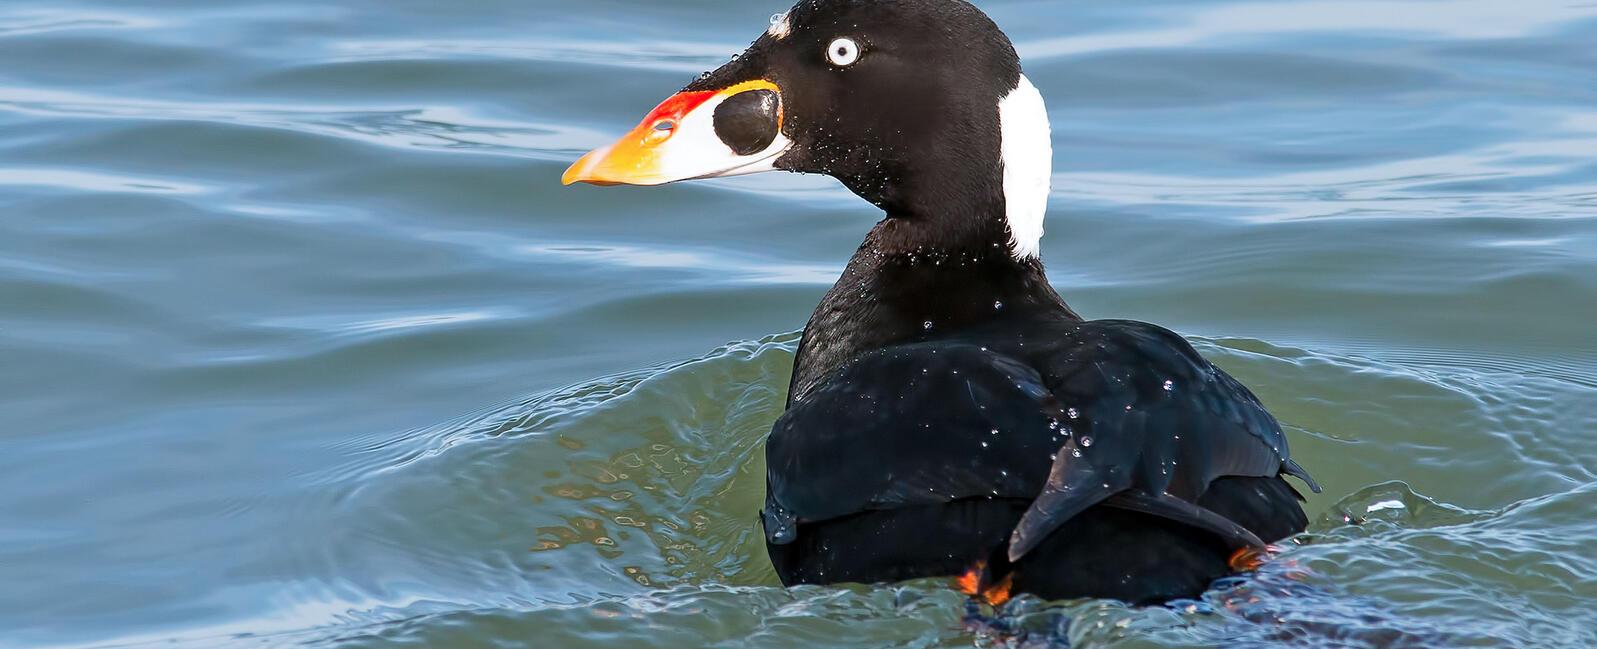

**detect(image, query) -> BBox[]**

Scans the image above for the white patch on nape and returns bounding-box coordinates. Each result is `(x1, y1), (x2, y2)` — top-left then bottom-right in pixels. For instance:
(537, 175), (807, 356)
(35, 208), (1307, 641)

(767, 12), (792, 39)
(997, 74), (1052, 260)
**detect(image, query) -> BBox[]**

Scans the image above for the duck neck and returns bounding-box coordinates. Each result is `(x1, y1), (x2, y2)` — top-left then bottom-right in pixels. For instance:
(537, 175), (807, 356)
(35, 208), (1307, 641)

(786, 73), (1065, 401)
(788, 207), (1076, 403)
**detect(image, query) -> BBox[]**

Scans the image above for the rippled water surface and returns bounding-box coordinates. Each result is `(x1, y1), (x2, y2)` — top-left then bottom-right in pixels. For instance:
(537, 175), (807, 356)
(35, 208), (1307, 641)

(3, 1), (1596, 647)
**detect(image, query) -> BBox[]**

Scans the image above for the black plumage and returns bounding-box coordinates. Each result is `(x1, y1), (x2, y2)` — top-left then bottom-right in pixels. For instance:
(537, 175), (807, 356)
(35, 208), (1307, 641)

(567, 0), (1322, 604)
(736, 0), (1321, 603)
(765, 289), (1320, 602)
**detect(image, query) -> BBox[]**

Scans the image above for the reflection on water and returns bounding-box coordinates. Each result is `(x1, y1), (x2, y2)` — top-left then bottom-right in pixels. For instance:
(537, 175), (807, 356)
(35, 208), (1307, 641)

(1, 0), (1596, 647)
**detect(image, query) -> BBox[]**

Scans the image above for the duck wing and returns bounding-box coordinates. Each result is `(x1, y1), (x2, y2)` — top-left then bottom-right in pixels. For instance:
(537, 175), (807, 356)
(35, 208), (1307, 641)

(762, 342), (1071, 544)
(1008, 319), (1320, 560)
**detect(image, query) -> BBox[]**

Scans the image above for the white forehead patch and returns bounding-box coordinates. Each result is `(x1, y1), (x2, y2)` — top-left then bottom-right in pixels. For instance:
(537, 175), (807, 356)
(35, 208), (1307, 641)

(768, 12), (792, 39)
(997, 74), (1052, 260)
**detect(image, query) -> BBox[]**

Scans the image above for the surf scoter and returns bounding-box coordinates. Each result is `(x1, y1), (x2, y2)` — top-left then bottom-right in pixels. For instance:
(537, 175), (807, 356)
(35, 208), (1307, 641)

(563, 0), (1320, 605)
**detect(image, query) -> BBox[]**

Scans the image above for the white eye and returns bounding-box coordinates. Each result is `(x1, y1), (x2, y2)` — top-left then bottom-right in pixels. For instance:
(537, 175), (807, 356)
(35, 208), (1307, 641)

(826, 37), (861, 67)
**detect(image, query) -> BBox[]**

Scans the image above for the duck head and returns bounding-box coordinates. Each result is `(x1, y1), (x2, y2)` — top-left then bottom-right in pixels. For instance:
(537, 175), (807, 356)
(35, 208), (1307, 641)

(563, 0), (1051, 259)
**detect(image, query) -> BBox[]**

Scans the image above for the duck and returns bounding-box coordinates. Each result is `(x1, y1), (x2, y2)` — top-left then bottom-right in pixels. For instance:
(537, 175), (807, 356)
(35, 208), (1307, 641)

(563, 0), (1320, 605)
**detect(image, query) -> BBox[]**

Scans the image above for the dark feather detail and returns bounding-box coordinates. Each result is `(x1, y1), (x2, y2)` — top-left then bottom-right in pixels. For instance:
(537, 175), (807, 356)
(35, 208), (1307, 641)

(1006, 453), (1123, 561)
(765, 317), (1320, 602)
(1105, 489), (1265, 551)
(765, 343), (1071, 538)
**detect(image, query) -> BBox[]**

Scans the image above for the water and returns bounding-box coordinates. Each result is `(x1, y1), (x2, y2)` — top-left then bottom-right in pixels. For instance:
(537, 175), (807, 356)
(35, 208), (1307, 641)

(3, 1), (1595, 647)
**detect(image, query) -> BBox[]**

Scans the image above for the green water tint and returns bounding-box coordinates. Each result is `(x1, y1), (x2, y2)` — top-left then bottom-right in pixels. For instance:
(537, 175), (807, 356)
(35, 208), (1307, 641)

(2, 0), (1596, 647)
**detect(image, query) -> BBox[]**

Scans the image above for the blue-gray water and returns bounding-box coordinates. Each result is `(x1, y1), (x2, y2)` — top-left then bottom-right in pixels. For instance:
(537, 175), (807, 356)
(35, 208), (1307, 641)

(3, 1), (1596, 647)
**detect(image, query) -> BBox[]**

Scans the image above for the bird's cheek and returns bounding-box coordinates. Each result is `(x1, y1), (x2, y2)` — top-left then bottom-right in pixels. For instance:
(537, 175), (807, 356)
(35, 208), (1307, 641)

(563, 80), (790, 187)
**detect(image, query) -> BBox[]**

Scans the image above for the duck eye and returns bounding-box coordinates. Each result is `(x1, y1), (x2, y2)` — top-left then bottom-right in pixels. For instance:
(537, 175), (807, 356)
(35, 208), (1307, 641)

(825, 37), (861, 67)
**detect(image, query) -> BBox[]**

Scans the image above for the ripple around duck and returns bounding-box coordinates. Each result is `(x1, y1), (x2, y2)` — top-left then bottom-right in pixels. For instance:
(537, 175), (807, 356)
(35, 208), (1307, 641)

(181, 336), (799, 636)
(74, 330), (1588, 649)
(1194, 337), (1597, 503)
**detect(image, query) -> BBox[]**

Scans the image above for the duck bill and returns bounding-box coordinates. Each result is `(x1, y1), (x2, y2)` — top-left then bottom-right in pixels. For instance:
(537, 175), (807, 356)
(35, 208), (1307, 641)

(563, 80), (789, 186)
